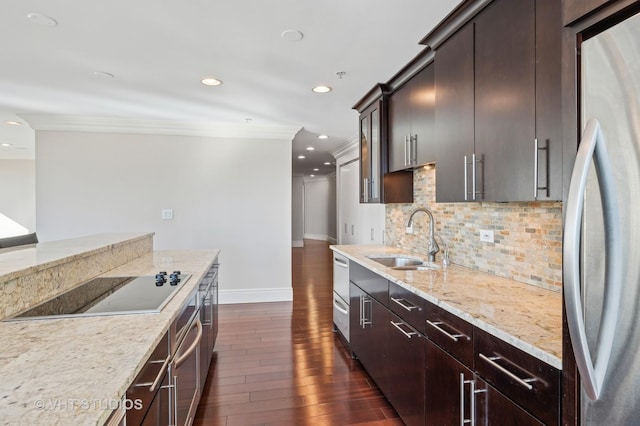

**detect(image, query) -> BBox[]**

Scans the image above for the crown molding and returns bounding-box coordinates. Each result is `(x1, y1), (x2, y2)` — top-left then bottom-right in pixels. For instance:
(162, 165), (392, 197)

(19, 115), (302, 141)
(331, 133), (358, 160)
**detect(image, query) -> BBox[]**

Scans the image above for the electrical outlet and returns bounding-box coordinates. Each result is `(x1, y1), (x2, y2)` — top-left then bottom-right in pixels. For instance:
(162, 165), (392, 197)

(480, 229), (494, 243)
(405, 225), (414, 234)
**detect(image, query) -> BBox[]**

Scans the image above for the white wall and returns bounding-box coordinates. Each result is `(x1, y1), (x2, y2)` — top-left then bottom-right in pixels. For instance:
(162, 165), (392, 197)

(0, 159), (36, 237)
(291, 176), (304, 247)
(303, 176), (336, 243)
(334, 142), (385, 245)
(35, 130), (292, 303)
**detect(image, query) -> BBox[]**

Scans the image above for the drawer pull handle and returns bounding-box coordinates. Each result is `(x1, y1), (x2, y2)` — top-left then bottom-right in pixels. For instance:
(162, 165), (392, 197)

(390, 321), (418, 339)
(427, 320), (466, 342)
(479, 353), (537, 390)
(333, 258), (348, 268)
(391, 297), (418, 312)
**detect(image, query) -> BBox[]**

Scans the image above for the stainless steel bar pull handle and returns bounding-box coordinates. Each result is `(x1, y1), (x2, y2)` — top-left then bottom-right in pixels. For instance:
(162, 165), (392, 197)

(427, 320), (466, 342)
(478, 353), (536, 390)
(404, 135), (409, 166)
(564, 118), (622, 401)
(533, 138), (549, 198)
(390, 297), (418, 312)
(175, 319), (203, 367)
(460, 374), (475, 426)
(390, 321), (418, 339)
(363, 178), (369, 202)
(471, 153), (477, 201)
(464, 155), (468, 201)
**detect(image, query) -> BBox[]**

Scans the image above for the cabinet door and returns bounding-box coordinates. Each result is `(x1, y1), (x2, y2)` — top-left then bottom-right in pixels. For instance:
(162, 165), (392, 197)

(411, 64), (435, 166)
(388, 83), (412, 172)
(387, 311), (425, 426)
(349, 283), (389, 394)
(434, 23), (475, 202)
(359, 101), (383, 203)
(425, 339), (475, 425)
(535, 0), (563, 201)
(474, 0), (536, 202)
(475, 378), (544, 426)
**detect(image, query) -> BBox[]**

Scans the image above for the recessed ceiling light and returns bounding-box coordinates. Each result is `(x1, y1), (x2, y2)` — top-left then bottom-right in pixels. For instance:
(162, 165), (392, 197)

(281, 30), (304, 42)
(324, 162), (331, 166)
(297, 155), (306, 159)
(4, 121), (23, 126)
(318, 134), (328, 140)
(1, 143), (13, 147)
(312, 85), (332, 93)
(27, 12), (58, 27)
(313, 168), (319, 171)
(306, 146), (315, 151)
(201, 78), (223, 86)
(92, 71), (114, 79)
(310, 174), (316, 177)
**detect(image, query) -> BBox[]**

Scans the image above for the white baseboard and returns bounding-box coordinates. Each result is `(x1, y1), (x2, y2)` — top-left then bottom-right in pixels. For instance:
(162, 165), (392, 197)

(219, 287), (293, 304)
(304, 234), (337, 244)
(292, 240), (304, 247)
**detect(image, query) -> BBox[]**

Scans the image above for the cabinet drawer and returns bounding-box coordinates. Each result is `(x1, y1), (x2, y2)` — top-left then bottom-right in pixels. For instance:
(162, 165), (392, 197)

(474, 328), (559, 426)
(126, 332), (170, 424)
(424, 301), (473, 367)
(389, 282), (425, 331)
(349, 261), (388, 306)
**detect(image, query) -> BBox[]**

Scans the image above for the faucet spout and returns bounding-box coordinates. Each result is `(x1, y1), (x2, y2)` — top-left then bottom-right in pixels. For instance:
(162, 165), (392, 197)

(406, 207), (439, 262)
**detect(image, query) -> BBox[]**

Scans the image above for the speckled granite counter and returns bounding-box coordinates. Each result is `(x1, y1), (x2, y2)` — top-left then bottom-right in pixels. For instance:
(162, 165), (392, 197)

(0, 233), (154, 320)
(0, 249), (220, 426)
(330, 245), (562, 369)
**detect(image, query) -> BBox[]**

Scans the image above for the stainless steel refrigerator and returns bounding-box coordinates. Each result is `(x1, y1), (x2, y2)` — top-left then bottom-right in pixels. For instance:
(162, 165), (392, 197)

(564, 9), (640, 425)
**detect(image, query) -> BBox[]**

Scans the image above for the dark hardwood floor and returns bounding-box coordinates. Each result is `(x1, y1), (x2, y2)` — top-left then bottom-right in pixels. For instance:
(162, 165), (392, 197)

(194, 239), (401, 425)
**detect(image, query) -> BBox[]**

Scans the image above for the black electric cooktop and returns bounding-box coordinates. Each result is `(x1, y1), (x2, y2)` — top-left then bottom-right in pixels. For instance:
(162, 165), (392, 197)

(9, 272), (190, 320)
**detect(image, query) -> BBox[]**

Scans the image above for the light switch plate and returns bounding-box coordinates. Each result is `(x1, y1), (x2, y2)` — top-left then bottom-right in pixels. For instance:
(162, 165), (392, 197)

(162, 209), (174, 220)
(480, 229), (494, 243)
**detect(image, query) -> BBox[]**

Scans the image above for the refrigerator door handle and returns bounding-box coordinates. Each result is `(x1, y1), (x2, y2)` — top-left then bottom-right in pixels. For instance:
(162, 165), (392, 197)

(564, 118), (623, 401)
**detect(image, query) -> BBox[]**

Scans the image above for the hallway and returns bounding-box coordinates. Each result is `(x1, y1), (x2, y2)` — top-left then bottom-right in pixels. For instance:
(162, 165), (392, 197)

(194, 239), (400, 425)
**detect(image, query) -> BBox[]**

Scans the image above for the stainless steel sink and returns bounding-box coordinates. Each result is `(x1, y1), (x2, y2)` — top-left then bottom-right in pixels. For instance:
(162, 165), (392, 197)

(367, 256), (424, 268)
(366, 255), (440, 271)
(391, 264), (439, 271)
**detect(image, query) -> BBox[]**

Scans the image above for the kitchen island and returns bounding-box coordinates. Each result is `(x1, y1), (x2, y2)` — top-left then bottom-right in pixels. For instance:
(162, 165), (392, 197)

(0, 234), (220, 426)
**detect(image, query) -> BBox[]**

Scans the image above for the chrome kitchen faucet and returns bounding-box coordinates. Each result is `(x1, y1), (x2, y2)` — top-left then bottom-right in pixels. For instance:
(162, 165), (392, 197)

(406, 207), (439, 262)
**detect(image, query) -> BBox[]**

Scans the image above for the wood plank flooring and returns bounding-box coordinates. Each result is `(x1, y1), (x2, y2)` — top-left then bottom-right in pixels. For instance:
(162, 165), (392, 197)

(194, 239), (401, 425)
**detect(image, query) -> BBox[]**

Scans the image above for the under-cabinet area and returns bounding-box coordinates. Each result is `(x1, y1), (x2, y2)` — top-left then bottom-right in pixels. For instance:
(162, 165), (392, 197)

(332, 244), (562, 426)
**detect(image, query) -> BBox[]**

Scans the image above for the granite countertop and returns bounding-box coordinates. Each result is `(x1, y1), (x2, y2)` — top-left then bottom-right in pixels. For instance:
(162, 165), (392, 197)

(0, 233), (153, 283)
(331, 245), (562, 369)
(0, 249), (220, 426)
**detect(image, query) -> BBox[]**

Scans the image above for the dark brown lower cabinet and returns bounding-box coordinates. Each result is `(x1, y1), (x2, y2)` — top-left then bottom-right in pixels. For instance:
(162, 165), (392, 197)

(349, 283), (389, 394)
(425, 339), (474, 425)
(426, 339), (544, 426)
(387, 311), (425, 426)
(477, 379), (544, 426)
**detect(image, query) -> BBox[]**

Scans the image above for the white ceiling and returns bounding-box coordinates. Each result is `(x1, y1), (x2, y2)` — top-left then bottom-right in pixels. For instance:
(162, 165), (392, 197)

(0, 0), (460, 175)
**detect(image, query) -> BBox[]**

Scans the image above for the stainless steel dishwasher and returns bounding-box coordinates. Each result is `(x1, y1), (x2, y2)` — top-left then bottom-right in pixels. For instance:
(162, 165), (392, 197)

(332, 252), (350, 343)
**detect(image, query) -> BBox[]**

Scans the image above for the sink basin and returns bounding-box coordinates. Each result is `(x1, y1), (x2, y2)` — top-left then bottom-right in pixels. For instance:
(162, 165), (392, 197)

(367, 255), (424, 268)
(391, 264), (439, 271)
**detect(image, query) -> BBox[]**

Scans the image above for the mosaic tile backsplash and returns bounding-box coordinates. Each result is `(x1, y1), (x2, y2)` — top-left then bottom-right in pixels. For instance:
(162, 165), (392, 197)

(385, 165), (562, 290)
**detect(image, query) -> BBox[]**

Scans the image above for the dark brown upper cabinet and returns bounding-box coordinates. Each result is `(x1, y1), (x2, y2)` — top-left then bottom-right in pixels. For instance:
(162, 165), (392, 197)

(353, 85), (413, 204)
(434, 24), (476, 202)
(433, 0), (562, 202)
(562, 0), (617, 25)
(388, 63), (436, 172)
